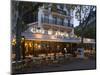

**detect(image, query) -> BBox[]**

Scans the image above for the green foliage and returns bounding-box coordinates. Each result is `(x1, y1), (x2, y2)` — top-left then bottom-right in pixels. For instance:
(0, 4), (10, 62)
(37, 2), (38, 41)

(75, 5), (90, 22)
(66, 4), (76, 11)
(74, 21), (96, 39)
(51, 3), (58, 12)
(74, 26), (81, 37)
(11, 1), (43, 61)
(12, 1), (43, 32)
(74, 5), (96, 39)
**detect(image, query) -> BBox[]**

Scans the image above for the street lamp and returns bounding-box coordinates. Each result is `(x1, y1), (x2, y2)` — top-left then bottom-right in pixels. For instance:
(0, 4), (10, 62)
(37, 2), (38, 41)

(21, 36), (25, 59)
(21, 36), (25, 42)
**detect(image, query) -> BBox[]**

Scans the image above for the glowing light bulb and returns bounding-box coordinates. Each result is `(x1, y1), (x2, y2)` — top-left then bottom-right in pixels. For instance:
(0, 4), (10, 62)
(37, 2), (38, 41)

(48, 30), (52, 35)
(25, 43), (28, 47)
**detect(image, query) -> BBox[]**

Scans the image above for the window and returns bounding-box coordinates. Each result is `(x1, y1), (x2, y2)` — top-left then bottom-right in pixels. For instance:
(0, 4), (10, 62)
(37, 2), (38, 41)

(53, 16), (57, 24)
(56, 18), (58, 25)
(61, 18), (64, 25)
(58, 18), (64, 25)
(33, 13), (38, 22)
(59, 4), (64, 10)
(44, 15), (49, 23)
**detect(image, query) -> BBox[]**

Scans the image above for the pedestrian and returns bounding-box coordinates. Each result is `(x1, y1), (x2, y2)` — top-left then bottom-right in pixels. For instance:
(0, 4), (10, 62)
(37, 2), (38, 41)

(64, 48), (67, 54)
(63, 48), (67, 59)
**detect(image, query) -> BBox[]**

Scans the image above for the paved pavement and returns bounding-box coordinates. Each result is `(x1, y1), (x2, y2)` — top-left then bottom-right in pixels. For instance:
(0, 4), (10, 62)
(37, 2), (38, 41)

(13, 58), (96, 74)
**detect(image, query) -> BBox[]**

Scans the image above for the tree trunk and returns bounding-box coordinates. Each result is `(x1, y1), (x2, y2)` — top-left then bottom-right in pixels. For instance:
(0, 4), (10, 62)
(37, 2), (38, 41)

(15, 17), (22, 61)
(21, 41), (25, 59)
(79, 5), (84, 48)
(81, 29), (83, 47)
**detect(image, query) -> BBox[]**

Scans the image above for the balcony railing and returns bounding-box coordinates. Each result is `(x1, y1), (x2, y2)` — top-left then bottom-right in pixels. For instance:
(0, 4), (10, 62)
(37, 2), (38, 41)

(51, 8), (66, 15)
(41, 17), (73, 27)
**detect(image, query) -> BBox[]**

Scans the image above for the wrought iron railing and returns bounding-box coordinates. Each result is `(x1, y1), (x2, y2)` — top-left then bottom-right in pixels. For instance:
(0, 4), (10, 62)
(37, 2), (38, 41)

(41, 17), (73, 27)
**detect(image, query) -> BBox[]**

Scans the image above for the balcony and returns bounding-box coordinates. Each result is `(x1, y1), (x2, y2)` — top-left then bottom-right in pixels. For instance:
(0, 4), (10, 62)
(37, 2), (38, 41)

(43, 8), (71, 19)
(41, 17), (73, 27)
(41, 17), (73, 32)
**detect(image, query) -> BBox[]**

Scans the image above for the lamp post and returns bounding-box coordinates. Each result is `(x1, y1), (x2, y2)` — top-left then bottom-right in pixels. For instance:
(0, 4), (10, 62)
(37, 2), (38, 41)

(21, 36), (25, 60)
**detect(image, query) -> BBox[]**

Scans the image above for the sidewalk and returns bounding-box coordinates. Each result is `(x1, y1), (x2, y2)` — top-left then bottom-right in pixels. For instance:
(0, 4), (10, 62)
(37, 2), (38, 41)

(12, 57), (96, 74)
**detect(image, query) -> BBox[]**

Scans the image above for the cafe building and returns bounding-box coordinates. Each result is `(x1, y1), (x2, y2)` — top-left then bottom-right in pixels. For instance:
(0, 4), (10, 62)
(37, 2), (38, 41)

(12, 4), (95, 59)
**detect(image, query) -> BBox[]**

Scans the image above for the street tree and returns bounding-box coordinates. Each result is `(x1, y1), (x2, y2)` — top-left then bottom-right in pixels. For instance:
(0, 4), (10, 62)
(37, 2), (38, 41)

(74, 6), (96, 39)
(11, 1), (43, 61)
(75, 5), (95, 45)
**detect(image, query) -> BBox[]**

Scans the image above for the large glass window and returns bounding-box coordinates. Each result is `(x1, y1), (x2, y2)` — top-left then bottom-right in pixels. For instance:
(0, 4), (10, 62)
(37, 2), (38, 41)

(53, 16), (57, 24)
(59, 4), (64, 10)
(57, 18), (60, 25)
(33, 13), (38, 22)
(61, 18), (64, 25)
(44, 15), (49, 23)
(57, 18), (64, 25)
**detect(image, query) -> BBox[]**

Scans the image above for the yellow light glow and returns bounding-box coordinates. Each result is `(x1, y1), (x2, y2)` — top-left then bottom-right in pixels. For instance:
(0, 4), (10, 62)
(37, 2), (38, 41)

(35, 34), (43, 38)
(38, 45), (41, 49)
(29, 43), (32, 47)
(21, 38), (25, 41)
(12, 39), (16, 45)
(48, 30), (52, 35)
(65, 33), (68, 37)
(55, 32), (58, 35)
(12, 39), (16, 43)
(34, 43), (38, 48)
(34, 43), (37, 46)
(12, 42), (15, 46)
(51, 35), (56, 39)
(60, 32), (64, 36)
(57, 31), (60, 35)
(25, 43), (28, 47)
